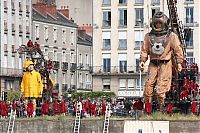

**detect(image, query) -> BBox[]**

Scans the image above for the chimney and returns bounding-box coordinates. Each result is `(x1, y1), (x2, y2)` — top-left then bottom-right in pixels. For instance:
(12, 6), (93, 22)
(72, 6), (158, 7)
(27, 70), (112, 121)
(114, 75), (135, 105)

(79, 24), (92, 35)
(46, 4), (57, 17)
(58, 6), (69, 18)
(33, 3), (47, 16)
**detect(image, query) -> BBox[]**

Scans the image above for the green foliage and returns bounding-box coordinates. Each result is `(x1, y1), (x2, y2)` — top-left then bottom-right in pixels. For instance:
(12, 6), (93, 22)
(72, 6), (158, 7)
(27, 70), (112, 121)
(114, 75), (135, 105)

(71, 91), (115, 100)
(7, 90), (21, 102)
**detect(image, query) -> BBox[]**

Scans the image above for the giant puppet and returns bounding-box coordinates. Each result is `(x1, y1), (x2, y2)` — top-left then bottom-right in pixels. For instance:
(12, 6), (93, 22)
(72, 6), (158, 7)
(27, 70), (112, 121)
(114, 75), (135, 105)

(140, 12), (184, 111)
(21, 60), (43, 98)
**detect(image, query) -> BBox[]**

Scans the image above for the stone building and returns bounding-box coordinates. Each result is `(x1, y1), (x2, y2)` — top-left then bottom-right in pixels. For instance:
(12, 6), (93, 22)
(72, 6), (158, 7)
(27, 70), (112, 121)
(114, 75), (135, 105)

(0, 0), (32, 94)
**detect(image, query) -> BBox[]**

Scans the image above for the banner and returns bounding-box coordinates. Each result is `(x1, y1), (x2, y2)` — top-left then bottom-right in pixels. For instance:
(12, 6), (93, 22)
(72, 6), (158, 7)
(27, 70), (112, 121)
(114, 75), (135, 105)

(124, 121), (169, 133)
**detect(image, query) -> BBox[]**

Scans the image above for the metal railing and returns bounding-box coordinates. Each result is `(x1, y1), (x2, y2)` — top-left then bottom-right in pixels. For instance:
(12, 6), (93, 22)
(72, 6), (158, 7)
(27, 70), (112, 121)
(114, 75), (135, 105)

(92, 65), (148, 75)
(0, 68), (23, 77)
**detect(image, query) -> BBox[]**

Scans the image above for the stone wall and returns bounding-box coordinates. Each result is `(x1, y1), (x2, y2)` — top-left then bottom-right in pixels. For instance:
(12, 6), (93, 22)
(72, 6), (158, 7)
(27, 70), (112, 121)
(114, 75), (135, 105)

(0, 119), (200, 133)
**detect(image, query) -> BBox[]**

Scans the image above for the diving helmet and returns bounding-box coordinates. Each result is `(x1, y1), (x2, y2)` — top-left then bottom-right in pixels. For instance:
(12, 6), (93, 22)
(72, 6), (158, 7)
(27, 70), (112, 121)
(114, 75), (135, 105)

(150, 12), (170, 35)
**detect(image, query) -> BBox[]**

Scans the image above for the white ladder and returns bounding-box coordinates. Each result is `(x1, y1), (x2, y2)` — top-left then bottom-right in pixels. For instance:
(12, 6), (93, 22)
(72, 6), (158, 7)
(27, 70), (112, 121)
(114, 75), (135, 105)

(73, 103), (81, 133)
(7, 109), (16, 133)
(103, 104), (111, 133)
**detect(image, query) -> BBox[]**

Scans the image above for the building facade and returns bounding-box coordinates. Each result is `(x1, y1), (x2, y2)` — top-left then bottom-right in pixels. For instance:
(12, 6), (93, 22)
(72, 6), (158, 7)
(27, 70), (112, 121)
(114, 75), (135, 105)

(32, 2), (78, 95)
(0, 0), (32, 94)
(76, 30), (93, 92)
(92, 0), (199, 97)
(55, 0), (92, 26)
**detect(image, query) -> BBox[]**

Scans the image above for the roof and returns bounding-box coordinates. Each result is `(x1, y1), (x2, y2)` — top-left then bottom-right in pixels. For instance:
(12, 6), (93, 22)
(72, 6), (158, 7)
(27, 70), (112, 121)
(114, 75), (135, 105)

(77, 34), (92, 46)
(32, 8), (78, 28)
(77, 36), (92, 46)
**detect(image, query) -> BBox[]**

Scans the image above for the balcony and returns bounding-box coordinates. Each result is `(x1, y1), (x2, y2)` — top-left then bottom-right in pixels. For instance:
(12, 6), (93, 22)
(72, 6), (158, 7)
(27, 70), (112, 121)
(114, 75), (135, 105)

(92, 65), (148, 76)
(185, 18), (194, 27)
(102, 0), (111, 6)
(151, 0), (160, 5)
(102, 20), (111, 28)
(70, 85), (76, 90)
(135, 0), (144, 5)
(53, 61), (60, 70)
(119, 19), (127, 28)
(62, 62), (68, 71)
(0, 68), (23, 77)
(62, 84), (68, 93)
(70, 63), (77, 72)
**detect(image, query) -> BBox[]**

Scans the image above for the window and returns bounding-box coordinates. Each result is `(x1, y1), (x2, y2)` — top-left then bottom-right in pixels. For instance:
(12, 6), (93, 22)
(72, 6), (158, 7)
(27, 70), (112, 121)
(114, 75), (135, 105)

(184, 28), (193, 48)
(103, 54), (111, 72)
(62, 73), (66, 84)
(11, 56), (15, 68)
(134, 31), (144, 49)
(128, 79), (134, 89)
(103, 79), (111, 90)
(44, 27), (48, 40)
(4, 34), (8, 45)
(85, 54), (89, 65)
(119, 79), (126, 89)
(53, 28), (57, 42)
(185, 0), (194, 3)
(62, 51), (66, 62)
(62, 30), (66, 43)
(135, 0), (144, 4)
(19, 57), (22, 69)
(70, 30), (75, 45)
(136, 58), (140, 72)
(19, 36), (22, 46)
(35, 25), (39, 40)
(135, 8), (144, 26)
(118, 31), (127, 49)
(119, 0), (127, 4)
(102, 0), (111, 5)
(151, 0), (160, 5)
(186, 52), (194, 64)
(3, 55), (8, 68)
(19, 2), (22, 11)
(119, 9), (127, 27)
(136, 79), (144, 90)
(186, 7), (193, 24)
(79, 73), (83, 83)
(79, 53), (83, 65)
(103, 11), (111, 27)
(71, 52), (75, 63)
(118, 54), (127, 73)
(102, 31), (111, 49)
(53, 50), (57, 61)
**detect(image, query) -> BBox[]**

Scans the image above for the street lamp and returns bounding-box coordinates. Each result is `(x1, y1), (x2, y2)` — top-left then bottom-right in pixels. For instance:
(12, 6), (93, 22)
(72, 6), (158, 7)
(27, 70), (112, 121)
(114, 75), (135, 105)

(136, 19), (143, 97)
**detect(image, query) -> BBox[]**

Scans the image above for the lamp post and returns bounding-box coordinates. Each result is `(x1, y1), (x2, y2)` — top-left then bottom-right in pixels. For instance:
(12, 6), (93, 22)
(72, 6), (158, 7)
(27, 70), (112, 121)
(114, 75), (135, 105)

(136, 19), (143, 97)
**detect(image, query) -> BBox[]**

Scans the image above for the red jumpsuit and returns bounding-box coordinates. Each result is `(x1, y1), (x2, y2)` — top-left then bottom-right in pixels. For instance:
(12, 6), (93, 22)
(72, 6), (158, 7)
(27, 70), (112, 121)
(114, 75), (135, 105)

(59, 101), (66, 114)
(41, 102), (49, 115)
(191, 101), (197, 115)
(102, 102), (106, 115)
(27, 102), (34, 117)
(91, 102), (96, 116)
(166, 103), (173, 113)
(145, 102), (152, 114)
(191, 81), (199, 98)
(53, 101), (59, 115)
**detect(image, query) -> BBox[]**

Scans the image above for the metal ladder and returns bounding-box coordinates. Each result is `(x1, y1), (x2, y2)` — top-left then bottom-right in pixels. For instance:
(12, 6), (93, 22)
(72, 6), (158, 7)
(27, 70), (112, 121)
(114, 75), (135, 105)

(73, 103), (81, 133)
(7, 109), (16, 133)
(103, 104), (111, 133)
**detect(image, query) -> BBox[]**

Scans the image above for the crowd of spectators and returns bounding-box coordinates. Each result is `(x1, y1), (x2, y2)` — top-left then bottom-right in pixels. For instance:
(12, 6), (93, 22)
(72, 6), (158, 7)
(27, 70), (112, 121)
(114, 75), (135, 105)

(1, 96), (200, 119)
